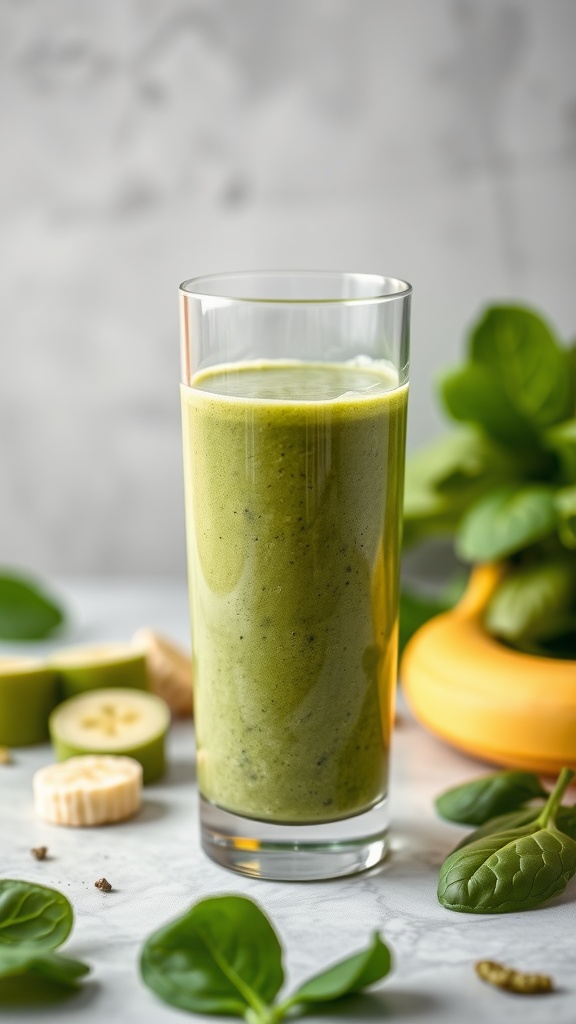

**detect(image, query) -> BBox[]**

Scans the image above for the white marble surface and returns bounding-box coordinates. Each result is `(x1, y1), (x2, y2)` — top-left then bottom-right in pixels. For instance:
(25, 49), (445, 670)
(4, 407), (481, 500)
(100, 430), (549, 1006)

(1, 580), (575, 1023)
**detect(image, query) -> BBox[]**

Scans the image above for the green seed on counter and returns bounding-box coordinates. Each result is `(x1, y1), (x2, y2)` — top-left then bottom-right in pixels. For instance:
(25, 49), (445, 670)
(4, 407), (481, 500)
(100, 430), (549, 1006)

(476, 960), (553, 995)
(0, 659), (58, 747)
(49, 688), (170, 784)
(49, 643), (150, 700)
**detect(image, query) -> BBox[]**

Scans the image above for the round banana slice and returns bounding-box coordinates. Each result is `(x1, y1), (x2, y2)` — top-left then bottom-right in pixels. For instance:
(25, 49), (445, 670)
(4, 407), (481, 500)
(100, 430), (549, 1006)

(49, 643), (149, 700)
(132, 629), (193, 718)
(0, 658), (58, 746)
(33, 755), (142, 826)
(49, 688), (169, 784)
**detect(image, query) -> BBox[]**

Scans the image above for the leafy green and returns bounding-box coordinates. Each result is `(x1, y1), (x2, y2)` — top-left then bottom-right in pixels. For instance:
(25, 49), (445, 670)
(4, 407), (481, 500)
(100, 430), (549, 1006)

(402, 429), (523, 549)
(404, 430), (512, 512)
(286, 933), (391, 1006)
(0, 881), (73, 949)
(141, 895), (283, 1018)
(140, 897), (280, 1015)
(545, 419), (576, 483)
(442, 362), (537, 446)
(517, 631), (576, 660)
(485, 560), (576, 644)
(0, 884), (88, 1006)
(0, 946), (88, 987)
(456, 484), (557, 562)
(0, 571), (64, 641)
(0, 946), (88, 1004)
(439, 824), (576, 914)
(455, 806), (576, 850)
(435, 771), (546, 826)
(556, 485), (576, 549)
(470, 306), (573, 430)
(141, 895), (393, 1022)
(403, 303), (576, 657)
(438, 768), (576, 913)
(569, 343), (576, 408)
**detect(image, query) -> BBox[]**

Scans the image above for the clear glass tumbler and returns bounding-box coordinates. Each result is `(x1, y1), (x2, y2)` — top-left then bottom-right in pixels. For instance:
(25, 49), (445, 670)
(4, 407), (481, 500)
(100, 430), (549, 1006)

(180, 271), (411, 880)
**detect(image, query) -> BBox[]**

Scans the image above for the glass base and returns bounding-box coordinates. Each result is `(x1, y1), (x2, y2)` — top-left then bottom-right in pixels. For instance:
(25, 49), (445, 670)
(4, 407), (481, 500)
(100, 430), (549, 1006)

(200, 795), (389, 881)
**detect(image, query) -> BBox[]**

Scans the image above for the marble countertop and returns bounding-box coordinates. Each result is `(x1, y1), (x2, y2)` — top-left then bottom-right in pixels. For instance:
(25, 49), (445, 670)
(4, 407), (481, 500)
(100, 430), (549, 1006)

(1, 580), (574, 1023)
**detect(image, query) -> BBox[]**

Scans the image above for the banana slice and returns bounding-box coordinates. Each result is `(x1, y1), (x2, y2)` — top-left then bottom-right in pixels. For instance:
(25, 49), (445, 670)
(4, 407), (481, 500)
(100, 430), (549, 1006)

(132, 629), (193, 718)
(49, 644), (149, 700)
(0, 658), (58, 747)
(49, 689), (169, 784)
(33, 755), (142, 826)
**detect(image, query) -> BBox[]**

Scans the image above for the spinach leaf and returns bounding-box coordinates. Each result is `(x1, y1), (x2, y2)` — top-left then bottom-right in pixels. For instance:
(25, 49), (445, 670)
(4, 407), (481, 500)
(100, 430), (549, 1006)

(0, 946), (88, 1004)
(438, 768), (576, 913)
(441, 362), (536, 446)
(0, 572), (64, 641)
(0, 946), (88, 985)
(435, 771), (546, 825)
(0, 881), (73, 949)
(456, 484), (557, 562)
(402, 432), (486, 546)
(403, 430), (514, 516)
(455, 805), (576, 850)
(556, 485), (576, 549)
(470, 306), (572, 430)
(140, 895), (283, 1018)
(454, 808), (540, 849)
(141, 896), (395, 1022)
(284, 933), (391, 1008)
(484, 560), (576, 643)
(546, 419), (576, 484)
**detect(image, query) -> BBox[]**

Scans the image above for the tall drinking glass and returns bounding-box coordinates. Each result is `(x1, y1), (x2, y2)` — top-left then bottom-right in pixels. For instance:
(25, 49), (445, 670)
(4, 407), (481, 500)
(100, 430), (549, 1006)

(180, 272), (411, 880)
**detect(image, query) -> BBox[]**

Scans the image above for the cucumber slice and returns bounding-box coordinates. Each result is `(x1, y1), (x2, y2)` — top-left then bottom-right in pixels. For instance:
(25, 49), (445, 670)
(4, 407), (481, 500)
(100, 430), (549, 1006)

(49, 644), (149, 700)
(0, 658), (58, 746)
(49, 688), (170, 784)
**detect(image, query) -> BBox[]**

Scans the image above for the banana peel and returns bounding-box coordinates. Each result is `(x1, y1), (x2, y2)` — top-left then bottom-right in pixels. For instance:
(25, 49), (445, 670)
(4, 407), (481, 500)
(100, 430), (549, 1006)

(401, 563), (576, 773)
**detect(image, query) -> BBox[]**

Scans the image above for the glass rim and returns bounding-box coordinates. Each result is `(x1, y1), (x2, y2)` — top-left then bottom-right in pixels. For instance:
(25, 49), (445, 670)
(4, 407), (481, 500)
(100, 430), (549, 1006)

(179, 270), (412, 305)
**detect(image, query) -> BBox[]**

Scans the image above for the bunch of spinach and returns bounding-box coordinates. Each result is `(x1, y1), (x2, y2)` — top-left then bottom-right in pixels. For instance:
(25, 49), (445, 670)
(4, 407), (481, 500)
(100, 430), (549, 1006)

(436, 768), (576, 913)
(403, 305), (576, 658)
(0, 880), (89, 1003)
(141, 894), (392, 1022)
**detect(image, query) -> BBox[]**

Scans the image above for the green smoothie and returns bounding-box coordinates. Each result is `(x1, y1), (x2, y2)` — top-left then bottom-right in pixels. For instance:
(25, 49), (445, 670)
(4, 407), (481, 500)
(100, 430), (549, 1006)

(181, 360), (407, 824)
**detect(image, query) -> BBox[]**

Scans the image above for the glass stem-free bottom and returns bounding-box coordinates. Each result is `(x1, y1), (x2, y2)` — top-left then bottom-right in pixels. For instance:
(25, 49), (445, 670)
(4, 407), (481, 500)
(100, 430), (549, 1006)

(200, 796), (389, 881)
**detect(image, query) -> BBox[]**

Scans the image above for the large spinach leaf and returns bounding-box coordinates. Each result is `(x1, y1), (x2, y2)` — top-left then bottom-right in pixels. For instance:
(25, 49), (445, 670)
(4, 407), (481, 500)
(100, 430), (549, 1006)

(141, 895), (283, 1018)
(438, 768), (576, 913)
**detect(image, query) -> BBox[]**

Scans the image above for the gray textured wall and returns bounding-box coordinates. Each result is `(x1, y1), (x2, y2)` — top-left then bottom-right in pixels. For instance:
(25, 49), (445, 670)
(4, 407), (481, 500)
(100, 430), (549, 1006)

(1, 0), (575, 576)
